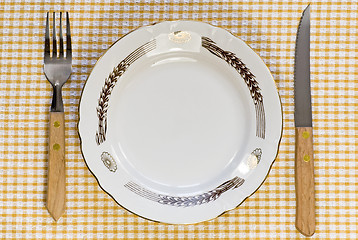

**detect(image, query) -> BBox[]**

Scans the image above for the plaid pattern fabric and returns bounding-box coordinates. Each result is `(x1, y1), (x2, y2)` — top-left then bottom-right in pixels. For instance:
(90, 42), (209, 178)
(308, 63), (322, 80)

(0, 0), (357, 239)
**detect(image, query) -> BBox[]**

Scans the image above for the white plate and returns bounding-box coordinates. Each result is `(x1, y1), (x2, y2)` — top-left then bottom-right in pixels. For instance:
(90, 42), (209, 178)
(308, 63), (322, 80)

(79, 21), (282, 224)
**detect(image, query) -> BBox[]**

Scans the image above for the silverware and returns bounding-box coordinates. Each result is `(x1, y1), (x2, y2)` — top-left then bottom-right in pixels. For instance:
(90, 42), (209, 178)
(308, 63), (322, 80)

(294, 4), (316, 236)
(43, 12), (72, 221)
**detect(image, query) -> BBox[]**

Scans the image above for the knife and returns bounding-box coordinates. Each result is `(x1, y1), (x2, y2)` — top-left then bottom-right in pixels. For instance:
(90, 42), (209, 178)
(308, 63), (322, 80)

(294, 5), (315, 237)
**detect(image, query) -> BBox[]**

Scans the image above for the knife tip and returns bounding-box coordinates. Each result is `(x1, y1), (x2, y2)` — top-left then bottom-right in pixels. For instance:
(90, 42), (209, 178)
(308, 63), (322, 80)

(304, 4), (310, 13)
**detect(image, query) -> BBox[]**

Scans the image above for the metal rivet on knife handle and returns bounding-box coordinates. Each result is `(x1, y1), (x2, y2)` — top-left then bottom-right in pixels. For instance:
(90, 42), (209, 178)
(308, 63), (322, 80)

(54, 121), (61, 128)
(53, 143), (60, 151)
(302, 131), (310, 139)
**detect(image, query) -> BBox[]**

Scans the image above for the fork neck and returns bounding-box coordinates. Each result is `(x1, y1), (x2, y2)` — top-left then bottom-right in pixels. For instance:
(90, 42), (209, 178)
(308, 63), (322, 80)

(51, 85), (64, 112)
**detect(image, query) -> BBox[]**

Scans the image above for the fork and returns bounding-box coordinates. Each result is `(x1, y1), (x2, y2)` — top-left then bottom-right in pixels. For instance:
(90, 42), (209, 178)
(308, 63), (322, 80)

(43, 12), (72, 221)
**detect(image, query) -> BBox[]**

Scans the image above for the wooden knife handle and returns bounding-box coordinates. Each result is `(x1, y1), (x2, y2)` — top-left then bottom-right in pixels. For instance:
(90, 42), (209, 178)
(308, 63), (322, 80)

(46, 112), (66, 221)
(295, 127), (315, 236)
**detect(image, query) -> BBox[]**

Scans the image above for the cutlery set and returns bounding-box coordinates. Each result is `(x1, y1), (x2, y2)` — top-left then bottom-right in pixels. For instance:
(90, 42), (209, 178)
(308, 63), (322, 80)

(43, 5), (315, 236)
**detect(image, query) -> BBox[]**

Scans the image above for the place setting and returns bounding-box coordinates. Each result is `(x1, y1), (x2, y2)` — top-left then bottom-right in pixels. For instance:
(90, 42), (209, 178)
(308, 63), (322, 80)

(44, 5), (316, 236)
(2, 1), (356, 239)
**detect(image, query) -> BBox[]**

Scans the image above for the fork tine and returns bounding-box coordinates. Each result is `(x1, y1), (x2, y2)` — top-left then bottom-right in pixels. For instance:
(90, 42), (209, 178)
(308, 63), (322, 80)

(66, 12), (72, 60)
(59, 12), (64, 58)
(44, 12), (50, 60)
(52, 12), (57, 58)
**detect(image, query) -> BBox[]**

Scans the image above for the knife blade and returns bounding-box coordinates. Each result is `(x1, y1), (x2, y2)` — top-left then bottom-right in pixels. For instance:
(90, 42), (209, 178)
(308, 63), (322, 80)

(294, 4), (316, 237)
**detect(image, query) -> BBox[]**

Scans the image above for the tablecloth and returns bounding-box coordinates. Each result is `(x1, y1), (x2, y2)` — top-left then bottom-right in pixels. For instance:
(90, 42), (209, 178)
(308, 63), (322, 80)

(0, 0), (357, 239)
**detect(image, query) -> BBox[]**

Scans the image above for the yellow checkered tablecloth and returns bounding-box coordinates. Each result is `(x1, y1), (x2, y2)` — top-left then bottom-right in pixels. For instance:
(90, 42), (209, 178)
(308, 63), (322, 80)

(0, 0), (357, 239)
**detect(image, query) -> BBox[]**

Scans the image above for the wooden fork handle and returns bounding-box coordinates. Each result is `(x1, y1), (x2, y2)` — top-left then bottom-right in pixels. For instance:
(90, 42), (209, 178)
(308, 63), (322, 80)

(46, 112), (66, 221)
(295, 127), (316, 236)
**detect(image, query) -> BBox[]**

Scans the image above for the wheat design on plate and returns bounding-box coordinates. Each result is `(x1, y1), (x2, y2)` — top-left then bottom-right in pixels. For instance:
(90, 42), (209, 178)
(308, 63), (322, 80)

(201, 37), (266, 139)
(124, 148), (262, 207)
(95, 40), (157, 145)
(125, 176), (245, 207)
